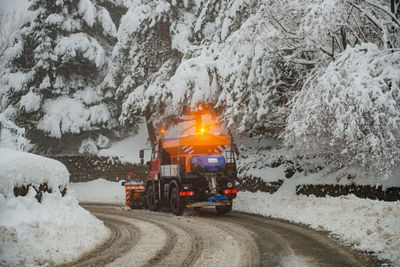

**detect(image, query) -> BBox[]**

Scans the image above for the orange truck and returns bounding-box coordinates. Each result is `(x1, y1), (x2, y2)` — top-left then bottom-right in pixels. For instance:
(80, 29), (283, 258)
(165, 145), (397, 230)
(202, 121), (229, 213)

(125, 107), (238, 215)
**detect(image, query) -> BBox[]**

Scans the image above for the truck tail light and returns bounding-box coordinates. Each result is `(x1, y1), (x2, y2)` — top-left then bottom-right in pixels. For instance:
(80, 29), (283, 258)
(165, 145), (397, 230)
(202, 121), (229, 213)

(224, 188), (237, 194)
(180, 191), (194, 197)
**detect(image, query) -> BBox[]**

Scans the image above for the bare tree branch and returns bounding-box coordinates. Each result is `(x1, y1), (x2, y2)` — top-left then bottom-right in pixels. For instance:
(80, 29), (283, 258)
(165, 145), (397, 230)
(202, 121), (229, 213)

(365, 0), (400, 27)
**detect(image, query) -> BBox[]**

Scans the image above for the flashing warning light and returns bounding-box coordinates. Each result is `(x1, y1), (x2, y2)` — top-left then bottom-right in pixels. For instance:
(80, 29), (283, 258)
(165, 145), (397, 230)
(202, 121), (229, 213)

(161, 128), (165, 134)
(224, 188), (237, 194)
(180, 191), (194, 197)
(128, 172), (132, 176)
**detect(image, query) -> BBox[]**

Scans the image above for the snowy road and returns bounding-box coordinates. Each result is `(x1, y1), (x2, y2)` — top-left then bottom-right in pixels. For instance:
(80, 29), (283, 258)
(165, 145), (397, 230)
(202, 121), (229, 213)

(63, 205), (378, 267)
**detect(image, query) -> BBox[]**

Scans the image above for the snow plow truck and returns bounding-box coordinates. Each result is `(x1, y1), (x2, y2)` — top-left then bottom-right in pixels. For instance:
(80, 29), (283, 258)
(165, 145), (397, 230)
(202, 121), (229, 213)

(123, 106), (238, 215)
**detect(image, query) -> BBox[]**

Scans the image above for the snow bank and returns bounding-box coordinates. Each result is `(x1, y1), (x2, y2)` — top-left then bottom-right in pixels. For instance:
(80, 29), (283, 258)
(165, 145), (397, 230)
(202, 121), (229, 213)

(70, 178), (125, 204)
(235, 192), (400, 266)
(0, 149), (110, 266)
(0, 191), (110, 266)
(0, 148), (69, 197)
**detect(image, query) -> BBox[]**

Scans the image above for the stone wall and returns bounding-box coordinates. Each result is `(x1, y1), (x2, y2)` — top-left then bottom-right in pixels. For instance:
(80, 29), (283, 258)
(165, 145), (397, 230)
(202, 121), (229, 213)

(52, 155), (149, 183)
(296, 184), (400, 202)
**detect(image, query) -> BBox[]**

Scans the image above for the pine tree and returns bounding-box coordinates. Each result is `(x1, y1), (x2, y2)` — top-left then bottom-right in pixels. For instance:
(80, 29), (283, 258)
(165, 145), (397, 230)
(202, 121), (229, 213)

(1, 0), (118, 153)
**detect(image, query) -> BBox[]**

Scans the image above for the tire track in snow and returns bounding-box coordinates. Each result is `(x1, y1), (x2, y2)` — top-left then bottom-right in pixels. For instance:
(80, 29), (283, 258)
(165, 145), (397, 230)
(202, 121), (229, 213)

(81, 206), (260, 266)
(59, 214), (139, 267)
(102, 214), (170, 267)
(119, 210), (203, 266)
(213, 212), (371, 267)
(74, 205), (376, 267)
(101, 207), (260, 266)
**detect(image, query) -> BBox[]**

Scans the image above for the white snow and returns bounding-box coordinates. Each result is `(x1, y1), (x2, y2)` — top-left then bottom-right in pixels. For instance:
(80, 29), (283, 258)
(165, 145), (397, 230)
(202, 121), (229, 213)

(19, 90), (41, 113)
(96, 134), (110, 149)
(285, 44), (400, 177)
(0, 116), (27, 151)
(238, 139), (400, 189)
(235, 192), (400, 266)
(73, 87), (103, 105)
(37, 96), (111, 138)
(78, 0), (117, 37)
(38, 97), (91, 138)
(0, 149), (110, 266)
(79, 138), (99, 155)
(70, 178), (125, 204)
(79, 0), (97, 27)
(0, 191), (110, 266)
(0, 148), (68, 197)
(70, 176), (400, 266)
(98, 122), (151, 163)
(54, 33), (106, 68)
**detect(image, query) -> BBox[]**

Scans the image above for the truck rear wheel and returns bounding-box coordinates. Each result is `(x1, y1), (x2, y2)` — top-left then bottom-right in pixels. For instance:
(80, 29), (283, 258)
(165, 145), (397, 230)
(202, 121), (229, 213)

(146, 184), (160, 211)
(216, 205), (232, 215)
(170, 187), (183, 216)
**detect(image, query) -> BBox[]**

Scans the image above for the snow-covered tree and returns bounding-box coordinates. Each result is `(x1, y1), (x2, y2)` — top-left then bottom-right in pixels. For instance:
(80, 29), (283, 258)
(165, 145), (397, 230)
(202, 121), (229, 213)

(114, 0), (299, 137)
(285, 44), (400, 176)
(79, 137), (98, 155)
(283, 0), (400, 177)
(0, 9), (22, 61)
(0, 0), (119, 152)
(117, 0), (400, 138)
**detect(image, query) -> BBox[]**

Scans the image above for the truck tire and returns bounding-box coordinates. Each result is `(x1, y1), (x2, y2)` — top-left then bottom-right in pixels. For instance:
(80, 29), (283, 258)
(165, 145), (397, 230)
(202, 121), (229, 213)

(146, 184), (160, 211)
(216, 205), (232, 215)
(170, 187), (183, 216)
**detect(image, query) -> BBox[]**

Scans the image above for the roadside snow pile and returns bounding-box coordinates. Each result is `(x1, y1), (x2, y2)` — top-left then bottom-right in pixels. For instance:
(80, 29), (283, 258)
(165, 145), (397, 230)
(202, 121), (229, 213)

(0, 148), (110, 266)
(70, 178), (125, 204)
(234, 192), (400, 266)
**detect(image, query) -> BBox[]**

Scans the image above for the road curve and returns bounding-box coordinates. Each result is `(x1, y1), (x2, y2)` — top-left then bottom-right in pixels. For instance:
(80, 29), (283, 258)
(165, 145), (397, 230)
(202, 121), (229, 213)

(65, 205), (380, 267)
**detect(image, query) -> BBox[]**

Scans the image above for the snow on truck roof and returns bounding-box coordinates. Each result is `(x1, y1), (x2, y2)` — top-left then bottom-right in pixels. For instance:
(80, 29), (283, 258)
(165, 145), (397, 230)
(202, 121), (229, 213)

(0, 148), (69, 197)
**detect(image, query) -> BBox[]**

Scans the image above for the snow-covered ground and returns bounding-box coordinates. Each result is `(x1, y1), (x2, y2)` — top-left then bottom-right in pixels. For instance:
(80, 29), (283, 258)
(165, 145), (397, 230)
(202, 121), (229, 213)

(235, 192), (400, 266)
(70, 178), (125, 204)
(98, 122), (151, 163)
(0, 149), (110, 266)
(70, 178), (400, 266)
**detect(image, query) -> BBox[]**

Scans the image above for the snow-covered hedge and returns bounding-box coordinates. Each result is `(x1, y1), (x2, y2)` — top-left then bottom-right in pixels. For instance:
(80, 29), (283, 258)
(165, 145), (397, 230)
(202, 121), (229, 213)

(0, 148), (69, 197)
(285, 44), (400, 176)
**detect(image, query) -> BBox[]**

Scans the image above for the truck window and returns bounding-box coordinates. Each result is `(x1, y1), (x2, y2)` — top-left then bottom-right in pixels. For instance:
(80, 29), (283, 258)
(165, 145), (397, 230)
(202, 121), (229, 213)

(152, 144), (158, 159)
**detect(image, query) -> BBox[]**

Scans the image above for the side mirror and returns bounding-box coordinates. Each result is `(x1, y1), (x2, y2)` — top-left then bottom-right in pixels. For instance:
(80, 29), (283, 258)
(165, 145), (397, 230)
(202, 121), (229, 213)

(139, 149), (144, 159)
